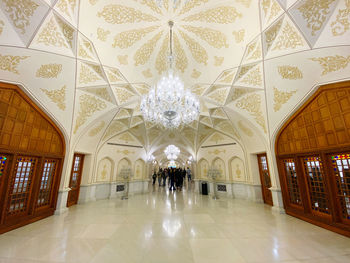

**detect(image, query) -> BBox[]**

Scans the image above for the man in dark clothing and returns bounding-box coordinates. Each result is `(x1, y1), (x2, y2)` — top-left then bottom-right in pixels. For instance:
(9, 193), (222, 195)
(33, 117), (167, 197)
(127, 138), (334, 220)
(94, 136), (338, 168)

(169, 168), (176, 191)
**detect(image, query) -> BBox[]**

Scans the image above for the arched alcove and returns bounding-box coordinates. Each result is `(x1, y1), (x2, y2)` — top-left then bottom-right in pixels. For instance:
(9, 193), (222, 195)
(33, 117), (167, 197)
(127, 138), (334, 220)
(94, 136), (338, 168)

(229, 157), (245, 182)
(276, 81), (350, 237)
(198, 158), (209, 179)
(0, 83), (65, 234)
(212, 157), (226, 181)
(97, 157), (114, 182)
(117, 158), (132, 180)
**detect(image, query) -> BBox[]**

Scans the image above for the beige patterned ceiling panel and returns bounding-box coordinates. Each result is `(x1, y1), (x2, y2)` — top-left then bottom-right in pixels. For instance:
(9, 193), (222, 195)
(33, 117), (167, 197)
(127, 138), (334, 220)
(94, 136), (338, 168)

(77, 33), (99, 63)
(260, 0), (284, 30)
(54, 0), (79, 26)
(0, 8), (26, 46)
(234, 63), (264, 89)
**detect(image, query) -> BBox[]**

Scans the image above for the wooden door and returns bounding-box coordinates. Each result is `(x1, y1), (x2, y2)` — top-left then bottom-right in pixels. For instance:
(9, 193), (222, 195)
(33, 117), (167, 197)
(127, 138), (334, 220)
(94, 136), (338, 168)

(257, 154), (273, 206)
(67, 154), (84, 207)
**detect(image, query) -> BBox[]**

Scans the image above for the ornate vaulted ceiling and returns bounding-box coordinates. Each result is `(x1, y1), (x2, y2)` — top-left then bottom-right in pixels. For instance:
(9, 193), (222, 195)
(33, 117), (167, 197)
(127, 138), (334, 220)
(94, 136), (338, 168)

(0, 0), (349, 158)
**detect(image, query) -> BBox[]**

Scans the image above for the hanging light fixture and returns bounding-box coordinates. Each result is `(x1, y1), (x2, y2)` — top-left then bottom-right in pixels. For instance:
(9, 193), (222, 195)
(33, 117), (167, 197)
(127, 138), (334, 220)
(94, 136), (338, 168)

(164, 145), (180, 161)
(140, 21), (200, 129)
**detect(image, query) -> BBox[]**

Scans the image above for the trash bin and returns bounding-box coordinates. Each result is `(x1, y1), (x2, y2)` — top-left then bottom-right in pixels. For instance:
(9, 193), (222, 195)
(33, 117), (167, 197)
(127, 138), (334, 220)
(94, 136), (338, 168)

(201, 182), (208, 195)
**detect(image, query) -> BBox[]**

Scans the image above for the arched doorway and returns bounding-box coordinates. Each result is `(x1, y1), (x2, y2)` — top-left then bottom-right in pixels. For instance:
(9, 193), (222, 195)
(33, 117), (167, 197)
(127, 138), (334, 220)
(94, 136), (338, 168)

(0, 83), (65, 234)
(276, 81), (350, 237)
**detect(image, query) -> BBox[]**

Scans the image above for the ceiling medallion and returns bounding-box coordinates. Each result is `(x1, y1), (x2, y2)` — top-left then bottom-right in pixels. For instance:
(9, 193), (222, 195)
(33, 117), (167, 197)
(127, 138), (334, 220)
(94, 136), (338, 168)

(141, 21), (200, 129)
(164, 144), (180, 161)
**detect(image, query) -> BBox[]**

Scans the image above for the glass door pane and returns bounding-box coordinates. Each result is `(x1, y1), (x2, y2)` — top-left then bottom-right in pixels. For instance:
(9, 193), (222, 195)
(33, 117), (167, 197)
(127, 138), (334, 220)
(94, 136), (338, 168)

(283, 159), (302, 206)
(7, 156), (37, 216)
(302, 156), (330, 215)
(37, 159), (57, 208)
(331, 154), (350, 222)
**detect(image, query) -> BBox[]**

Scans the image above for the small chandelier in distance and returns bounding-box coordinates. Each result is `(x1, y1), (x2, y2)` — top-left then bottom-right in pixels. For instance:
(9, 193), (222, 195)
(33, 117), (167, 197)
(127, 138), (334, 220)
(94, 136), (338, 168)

(164, 145), (180, 161)
(140, 21), (200, 129)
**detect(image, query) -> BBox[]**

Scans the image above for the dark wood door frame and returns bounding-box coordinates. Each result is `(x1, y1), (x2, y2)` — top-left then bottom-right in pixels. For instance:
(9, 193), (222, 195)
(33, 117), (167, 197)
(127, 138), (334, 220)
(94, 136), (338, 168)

(257, 153), (273, 206)
(67, 153), (85, 207)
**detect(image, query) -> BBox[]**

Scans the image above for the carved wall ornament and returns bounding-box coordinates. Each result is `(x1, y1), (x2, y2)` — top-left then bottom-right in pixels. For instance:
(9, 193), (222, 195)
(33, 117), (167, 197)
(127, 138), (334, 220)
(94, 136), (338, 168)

(134, 31), (163, 66)
(331, 1), (350, 36)
(209, 149), (226, 155)
(236, 94), (267, 133)
(0, 54), (29, 74)
(97, 4), (158, 24)
(232, 29), (245, 43)
(277, 65), (303, 79)
(264, 18), (283, 51)
(179, 30), (208, 65)
(3, 0), (39, 34)
(88, 121), (105, 137)
(79, 64), (100, 84)
(182, 25), (229, 49)
(297, 0), (336, 36)
(113, 26), (160, 49)
(273, 87), (297, 112)
(97, 28), (110, 42)
(183, 6), (242, 24)
(36, 63), (62, 78)
(41, 85), (66, 111)
(238, 120), (253, 137)
(117, 149), (135, 155)
(310, 55), (350, 75)
(74, 94), (107, 134)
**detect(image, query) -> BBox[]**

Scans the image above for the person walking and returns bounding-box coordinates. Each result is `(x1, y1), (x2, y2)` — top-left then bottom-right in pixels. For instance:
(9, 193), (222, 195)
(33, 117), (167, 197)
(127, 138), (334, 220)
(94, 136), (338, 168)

(186, 167), (192, 181)
(169, 168), (176, 191)
(158, 168), (162, 186)
(163, 168), (167, 186)
(152, 171), (157, 185)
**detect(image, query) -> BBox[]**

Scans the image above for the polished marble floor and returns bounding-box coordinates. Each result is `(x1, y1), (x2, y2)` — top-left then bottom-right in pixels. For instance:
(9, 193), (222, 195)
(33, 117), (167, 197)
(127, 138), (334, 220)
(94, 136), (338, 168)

(0, 184), (349, 263)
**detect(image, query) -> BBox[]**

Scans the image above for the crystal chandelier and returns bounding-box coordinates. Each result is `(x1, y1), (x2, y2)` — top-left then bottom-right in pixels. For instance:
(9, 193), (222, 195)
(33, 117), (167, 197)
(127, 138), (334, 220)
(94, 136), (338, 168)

(164, 145), (180, 161)
(141, 21), (200, 129)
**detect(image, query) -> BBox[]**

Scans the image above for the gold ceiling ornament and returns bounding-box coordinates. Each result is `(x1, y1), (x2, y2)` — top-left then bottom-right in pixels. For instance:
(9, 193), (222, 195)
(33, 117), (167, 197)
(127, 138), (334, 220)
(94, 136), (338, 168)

(310, 55), (350, 76)
(212, 108), (226, 118)
(78, 44), (93, 59)
(114, 86), (135, 104)
(74, 94), (107, 134)
(209, 149), (226, 155)
(119, 132), (135, 143)
(245, 39), (262, 61)
(191, 84), (207, 95)
(297, 0), (337, 36)
(97, 4), (159, 24)
(97, 28), (110, 42)
(36, 63), (62, 78)
(331, 1), (350, 36)
(236, 93), (267, 133)
(236, 64), (255, 80)
(261, 0), (271, 16)
(106, 68), (124, 83)
(155, 34), (170, 74)
(241, 67), (263, 86)
(182, 25), (229, 49)
(134, 31), (163, 66)
(218, 70), (235, 84)
(41, 85), (66, 111)
(277, 65), (303, 80)
(117, 55), (128, 65)
(191, 69), (201, 79)
(113, 26), (160, 49)
(179, 30), (208, 65)
(214, 56), (224, 66)
(230, 87), (254, 102)
(0, 20), (4, 35)
(232, 29), (245, 43)
(56, 0), (78, 18)
(56, 18), (75, 48)
(89, 0), (98, 5)
(37, 17), (68, 48)
(272, 22), (304, 51)
(0, 54), (29, 74)
(236, 0), (252, 8)
(179, 0), (209, 15)
(216, 120), (240, 138)
(142, 68), (153, 78)
(136, 0), (162, 14)
(79, 64), (100, 84)
(88, 121), (106, 137)
(238, 120), (253, 137)
(273, 87), (297, 112)
(264, 18), (283, 51)
(173, 32), (188, 73)
(103, 120), (126, 140)
(3, 0), (39, 34)
(117, 149), (135, 155)
(183, 6), (242, 23)
(209, 133), (225, 143)
(208, 88), (228, 105)
(84, 87), (113, 102)
(268, 0), (282, 23)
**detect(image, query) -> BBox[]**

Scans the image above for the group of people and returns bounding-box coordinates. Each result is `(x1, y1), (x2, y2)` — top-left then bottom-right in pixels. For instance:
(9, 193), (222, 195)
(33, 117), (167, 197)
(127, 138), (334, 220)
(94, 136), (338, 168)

(152, 167), (192, 191)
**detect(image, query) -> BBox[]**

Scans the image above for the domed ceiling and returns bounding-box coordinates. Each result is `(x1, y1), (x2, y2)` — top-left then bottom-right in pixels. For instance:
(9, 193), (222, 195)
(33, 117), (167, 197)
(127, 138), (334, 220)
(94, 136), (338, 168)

(0, 0), (349, 158)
